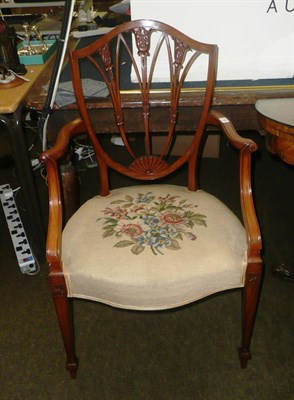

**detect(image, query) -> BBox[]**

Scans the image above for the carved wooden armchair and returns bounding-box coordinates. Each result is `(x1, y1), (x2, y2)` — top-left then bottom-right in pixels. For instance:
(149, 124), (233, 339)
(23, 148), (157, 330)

(40, 20), (263, 378)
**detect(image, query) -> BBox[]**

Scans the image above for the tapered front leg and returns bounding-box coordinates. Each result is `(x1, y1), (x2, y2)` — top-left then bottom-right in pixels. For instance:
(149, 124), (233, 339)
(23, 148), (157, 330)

(239, 263), (263, 368)
(49, 274), (79, 378)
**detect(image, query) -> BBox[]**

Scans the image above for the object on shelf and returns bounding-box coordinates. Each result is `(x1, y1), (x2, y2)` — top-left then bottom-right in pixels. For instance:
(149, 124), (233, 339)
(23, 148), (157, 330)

(0, 20), (27, 74)
(17, 39), (57, 64)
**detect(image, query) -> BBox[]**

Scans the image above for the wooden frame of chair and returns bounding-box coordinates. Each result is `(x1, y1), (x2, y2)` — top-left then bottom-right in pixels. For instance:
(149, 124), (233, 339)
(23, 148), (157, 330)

(40, 20), (263, 378)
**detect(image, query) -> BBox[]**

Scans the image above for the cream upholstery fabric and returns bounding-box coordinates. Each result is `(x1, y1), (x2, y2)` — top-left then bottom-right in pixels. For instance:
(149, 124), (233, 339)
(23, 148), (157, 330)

(62, 185), (247, 310)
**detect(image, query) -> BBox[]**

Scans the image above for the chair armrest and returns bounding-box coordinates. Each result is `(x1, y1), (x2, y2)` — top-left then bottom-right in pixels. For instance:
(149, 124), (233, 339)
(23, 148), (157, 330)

(39, 118), (86, 268)
(40, 118), (86, 160)
(207, 110), (257, 150)
(207, 110), (262, 260)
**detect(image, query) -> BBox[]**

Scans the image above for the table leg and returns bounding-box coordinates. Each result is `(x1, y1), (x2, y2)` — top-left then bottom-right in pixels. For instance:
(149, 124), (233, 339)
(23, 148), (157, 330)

(0, 104), (45, 263)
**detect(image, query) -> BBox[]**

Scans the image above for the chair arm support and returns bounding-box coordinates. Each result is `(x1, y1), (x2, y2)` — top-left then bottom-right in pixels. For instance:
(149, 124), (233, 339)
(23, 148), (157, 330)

(207, 110), (262, 258)
(42, 155), (63, 267)
(39, 118), (86, 269)
(239, 145), (262, 259)
(207, 110), (258, 151)
(40, 118), (86, 160)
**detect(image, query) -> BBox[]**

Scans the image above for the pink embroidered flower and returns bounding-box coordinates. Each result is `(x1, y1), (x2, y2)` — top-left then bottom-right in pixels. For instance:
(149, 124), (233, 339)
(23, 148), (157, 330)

(162, 213), (184, 224)
(121, 223), (143, 237)
(129, 205), (145, 218)
(103, 206), (128, 219)
(158, 194), (179, 203)
(99, 191), (207, 255)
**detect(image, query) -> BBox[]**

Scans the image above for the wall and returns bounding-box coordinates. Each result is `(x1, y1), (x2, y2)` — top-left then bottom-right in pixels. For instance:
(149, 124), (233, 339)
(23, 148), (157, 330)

(130, 0), (294, 81)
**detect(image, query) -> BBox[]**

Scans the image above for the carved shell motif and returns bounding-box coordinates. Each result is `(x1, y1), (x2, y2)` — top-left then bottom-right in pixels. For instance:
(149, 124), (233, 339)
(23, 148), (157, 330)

(129, 156), (168, 175)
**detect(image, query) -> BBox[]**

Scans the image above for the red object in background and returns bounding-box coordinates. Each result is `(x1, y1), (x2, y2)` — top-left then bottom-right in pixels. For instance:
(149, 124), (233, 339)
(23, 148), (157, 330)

(0, 21), (6, 33)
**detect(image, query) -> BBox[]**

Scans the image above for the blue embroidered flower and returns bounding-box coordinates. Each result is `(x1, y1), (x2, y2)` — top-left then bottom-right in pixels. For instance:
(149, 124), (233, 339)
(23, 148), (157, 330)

(141, 215), (160, 227)
(98, 192), (207, 255)
(135, 192), (154, 204)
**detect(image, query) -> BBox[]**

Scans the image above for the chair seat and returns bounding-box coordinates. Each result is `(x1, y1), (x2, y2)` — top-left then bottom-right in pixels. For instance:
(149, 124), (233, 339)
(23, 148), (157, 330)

(62, 185), (247, 310)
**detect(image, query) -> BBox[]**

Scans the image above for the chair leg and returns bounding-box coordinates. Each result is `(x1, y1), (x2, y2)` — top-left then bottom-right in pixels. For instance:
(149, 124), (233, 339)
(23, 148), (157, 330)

(239, 264), (263, 368)
(49, 274), (79, 378)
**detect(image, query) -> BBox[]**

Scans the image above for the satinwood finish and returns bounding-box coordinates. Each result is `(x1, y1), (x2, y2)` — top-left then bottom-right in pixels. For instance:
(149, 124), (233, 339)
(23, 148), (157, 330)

(256, 98), (294, 165)
(40, 20), (263, 378)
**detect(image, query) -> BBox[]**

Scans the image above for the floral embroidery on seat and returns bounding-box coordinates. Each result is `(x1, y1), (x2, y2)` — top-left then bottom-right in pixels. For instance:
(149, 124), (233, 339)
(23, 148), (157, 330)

(97, 192), (207, 255)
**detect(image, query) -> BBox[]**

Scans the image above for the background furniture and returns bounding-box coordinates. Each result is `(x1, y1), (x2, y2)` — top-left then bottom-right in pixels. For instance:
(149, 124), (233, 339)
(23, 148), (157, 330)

(40, 20), (263, 379)
(25, 35), (294, 143)
(0, 65), (49, 261)
(256, 98), (294, 166)
(256, 97), (294, 282)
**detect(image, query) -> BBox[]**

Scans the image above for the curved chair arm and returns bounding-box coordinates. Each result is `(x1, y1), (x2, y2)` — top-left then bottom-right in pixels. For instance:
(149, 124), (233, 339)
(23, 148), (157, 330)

(207, 110), (262, 260)
(39, 118), (86, 269)
(41, 118), (86, 160)
(207, 110), (257, 151)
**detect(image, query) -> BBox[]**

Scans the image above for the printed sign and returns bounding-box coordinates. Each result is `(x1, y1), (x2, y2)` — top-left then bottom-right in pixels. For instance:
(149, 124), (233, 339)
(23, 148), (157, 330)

(131, 0), (294, 81)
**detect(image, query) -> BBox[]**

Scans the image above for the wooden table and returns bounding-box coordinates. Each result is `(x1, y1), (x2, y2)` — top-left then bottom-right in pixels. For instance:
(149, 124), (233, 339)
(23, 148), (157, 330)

(256, 98), (294, 165)
(0, 65), (49, 262)
(255, 98), (294, 282)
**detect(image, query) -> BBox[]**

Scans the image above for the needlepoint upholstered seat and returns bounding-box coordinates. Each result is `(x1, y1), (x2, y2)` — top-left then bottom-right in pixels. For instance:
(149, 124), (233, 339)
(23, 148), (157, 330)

(40, 19), (263, 379)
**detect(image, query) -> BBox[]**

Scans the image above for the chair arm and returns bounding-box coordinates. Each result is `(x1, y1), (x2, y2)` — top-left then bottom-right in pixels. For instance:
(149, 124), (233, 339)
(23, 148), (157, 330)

(207, 110), (262, 259)
(40, 118), (86, 160)
(39, 118), (86, 269)
(239, 145), (262, 260)
(207, 110), (257, 151)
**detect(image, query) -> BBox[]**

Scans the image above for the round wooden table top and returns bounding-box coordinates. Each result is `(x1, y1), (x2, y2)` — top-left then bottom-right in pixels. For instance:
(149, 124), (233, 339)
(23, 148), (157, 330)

(255, 98), (294, 165)
(256, 97), (294, 129)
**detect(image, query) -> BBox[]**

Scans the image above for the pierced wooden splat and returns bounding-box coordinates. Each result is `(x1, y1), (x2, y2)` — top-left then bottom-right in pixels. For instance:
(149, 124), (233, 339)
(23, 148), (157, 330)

(69, 20), (217, 185)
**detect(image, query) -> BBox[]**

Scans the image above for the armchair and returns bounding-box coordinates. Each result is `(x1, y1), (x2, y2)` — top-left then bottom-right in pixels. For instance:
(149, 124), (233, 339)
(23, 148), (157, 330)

(40, 19), (263, 379)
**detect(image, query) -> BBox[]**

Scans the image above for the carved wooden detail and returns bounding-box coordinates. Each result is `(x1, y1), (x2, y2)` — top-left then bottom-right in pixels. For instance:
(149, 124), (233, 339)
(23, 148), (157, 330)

(173, 37), (191, 70)
(132, 27), (153, 56)
(51, 285), (67, 298)
(128, 155), (168, 174)
(98, 43), (113, 70)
